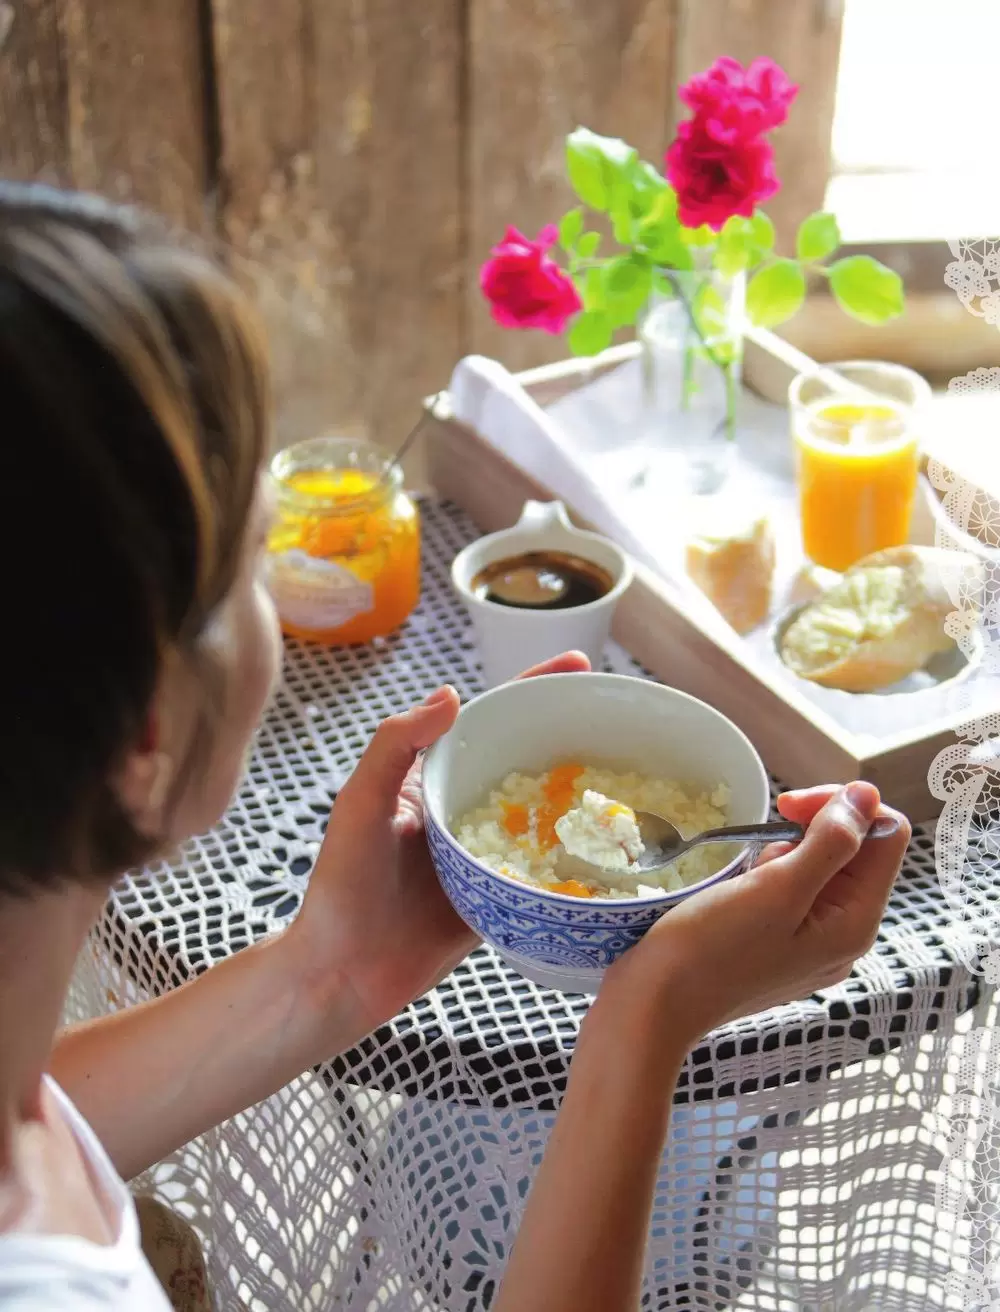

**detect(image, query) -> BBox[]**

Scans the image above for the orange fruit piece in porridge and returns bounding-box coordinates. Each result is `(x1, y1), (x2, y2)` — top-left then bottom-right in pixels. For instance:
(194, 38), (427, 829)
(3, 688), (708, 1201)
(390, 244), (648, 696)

(537, 763), (584, 849)
(500, 802), (530, 837)
(549, 879), (594, 899)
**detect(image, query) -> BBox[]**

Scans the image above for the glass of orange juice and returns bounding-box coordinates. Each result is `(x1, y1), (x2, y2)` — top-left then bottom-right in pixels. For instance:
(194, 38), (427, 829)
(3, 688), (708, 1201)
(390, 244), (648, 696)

(790, 361), (930, 573)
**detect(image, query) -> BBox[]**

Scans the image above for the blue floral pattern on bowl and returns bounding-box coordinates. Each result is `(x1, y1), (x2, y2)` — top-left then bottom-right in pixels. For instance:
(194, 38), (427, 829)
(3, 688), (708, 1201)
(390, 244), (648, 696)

(425, 807), (752, 994)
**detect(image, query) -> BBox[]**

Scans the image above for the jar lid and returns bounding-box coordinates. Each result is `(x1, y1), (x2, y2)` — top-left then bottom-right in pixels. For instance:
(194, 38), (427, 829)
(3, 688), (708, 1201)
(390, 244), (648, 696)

(270, 436), (401, 511)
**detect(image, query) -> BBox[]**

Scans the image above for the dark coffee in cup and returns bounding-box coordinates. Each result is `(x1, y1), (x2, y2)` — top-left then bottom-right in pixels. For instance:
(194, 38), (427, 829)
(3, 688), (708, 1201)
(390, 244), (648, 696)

(471, 550), (614, 610)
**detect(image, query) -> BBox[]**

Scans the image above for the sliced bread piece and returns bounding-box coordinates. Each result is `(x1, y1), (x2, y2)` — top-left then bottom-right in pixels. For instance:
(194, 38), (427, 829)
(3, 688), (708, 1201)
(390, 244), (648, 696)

(778, 544), (981, 692)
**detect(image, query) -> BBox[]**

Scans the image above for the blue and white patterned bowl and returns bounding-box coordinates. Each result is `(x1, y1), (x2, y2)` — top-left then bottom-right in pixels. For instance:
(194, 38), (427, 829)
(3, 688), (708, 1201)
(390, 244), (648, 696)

(422, 672), (770, 995)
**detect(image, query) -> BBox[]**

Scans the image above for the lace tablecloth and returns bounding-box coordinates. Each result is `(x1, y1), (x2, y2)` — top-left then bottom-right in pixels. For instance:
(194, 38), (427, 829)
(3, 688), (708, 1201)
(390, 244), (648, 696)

(67, 499), (991, 1311)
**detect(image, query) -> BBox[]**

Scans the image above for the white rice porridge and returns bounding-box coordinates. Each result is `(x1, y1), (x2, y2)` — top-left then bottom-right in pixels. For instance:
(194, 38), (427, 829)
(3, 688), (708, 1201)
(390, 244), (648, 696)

(452, 763), (734, 899)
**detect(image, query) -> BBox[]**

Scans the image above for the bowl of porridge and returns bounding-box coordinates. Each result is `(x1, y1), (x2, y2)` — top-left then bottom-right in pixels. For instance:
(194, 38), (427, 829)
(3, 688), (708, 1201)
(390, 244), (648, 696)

(422, 672), (770, 994)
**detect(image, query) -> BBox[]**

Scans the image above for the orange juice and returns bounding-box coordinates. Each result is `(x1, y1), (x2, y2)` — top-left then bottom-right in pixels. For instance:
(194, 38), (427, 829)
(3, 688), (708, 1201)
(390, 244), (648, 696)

(794, 400), (920, 573)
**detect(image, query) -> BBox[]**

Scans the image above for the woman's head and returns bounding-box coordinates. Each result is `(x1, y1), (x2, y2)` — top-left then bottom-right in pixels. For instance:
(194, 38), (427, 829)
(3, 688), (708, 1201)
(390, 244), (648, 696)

(0, 183), (282, 896)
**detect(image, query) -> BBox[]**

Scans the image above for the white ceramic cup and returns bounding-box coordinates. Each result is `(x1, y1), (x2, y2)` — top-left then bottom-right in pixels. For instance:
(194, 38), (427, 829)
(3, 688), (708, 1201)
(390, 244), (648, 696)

(451, 501), (634, 687)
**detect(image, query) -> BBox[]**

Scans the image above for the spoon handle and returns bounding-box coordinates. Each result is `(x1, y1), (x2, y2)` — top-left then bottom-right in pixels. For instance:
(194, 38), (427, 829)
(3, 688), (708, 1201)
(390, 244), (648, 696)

(693, 814), (901, 849)
(695, 821), (805, 846)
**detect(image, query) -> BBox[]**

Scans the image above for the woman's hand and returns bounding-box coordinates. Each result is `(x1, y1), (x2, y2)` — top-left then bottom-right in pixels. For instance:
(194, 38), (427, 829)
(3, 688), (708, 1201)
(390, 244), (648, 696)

(593, 781), (910, 1050)
(496, 781), (908, 1312)
(285, 652), (591, 1040)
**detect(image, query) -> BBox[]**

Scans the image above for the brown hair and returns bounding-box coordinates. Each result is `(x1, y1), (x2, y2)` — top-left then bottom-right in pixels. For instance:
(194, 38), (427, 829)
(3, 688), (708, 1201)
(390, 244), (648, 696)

(0, 183), (270, 893)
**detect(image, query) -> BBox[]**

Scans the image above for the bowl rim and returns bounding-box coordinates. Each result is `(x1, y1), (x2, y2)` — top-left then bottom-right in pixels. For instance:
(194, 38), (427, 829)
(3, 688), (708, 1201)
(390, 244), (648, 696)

(421, 671), (771, 909)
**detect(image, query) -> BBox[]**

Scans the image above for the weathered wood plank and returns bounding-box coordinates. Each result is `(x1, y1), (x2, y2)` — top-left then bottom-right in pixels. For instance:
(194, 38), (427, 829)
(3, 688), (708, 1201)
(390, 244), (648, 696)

(671, 0), (844, 249)
(314, 0), (464, 454)
(467, 0), (679, 371)
(211, 0), (312, 233)
(210, 0), (323, 446)
(60, 0), (209, 228)
(0, 0), (69, 182)
(214, 0), (464, 468)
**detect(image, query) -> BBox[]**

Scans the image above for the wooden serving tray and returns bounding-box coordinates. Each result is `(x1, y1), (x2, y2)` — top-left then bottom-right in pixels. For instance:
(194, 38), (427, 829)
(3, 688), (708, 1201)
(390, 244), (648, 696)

(424, 348), (982, 823)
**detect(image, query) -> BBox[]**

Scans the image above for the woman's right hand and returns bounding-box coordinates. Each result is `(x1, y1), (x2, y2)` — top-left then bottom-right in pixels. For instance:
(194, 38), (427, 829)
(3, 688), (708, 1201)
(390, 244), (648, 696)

(497, 781), (907, 1312)
(593, 781), (910, 1047)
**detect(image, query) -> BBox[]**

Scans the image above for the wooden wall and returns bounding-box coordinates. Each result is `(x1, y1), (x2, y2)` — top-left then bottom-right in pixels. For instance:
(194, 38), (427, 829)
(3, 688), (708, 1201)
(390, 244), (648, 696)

(0, 0), (841, 458)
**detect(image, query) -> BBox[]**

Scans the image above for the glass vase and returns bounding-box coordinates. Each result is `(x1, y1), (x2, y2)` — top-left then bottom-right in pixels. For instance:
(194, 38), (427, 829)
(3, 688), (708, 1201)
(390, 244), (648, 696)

(637, 271), (745, 497)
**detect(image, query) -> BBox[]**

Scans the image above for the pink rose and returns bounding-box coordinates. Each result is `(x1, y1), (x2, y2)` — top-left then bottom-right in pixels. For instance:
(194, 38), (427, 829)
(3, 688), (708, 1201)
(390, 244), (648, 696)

(679, 56), (798, 145)
(665, 118), (779, 230)
(480, 225), (582, 334)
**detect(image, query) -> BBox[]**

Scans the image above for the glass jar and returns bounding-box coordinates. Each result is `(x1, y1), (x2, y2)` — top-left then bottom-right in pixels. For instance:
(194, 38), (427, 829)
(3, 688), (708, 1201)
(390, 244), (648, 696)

(790, 361), (929, 573)
(265, 437), (420, 645)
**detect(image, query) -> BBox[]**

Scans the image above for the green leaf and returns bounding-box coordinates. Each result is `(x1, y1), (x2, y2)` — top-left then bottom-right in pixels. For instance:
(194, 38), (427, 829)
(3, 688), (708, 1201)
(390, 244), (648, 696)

(692, 282), (728, 339)
(828, 255), (905, 325)
(610, 190), (634, 245)
(641, 186), (678, 229)
(558, 208), (584, 253)
(640, 215), (693, 270)
(603, 254), (648, 296)
(602, 254), (652, 327)
(580, 265), (605, 311)
(682, 223), (717, 247)
(711, 337), (740, 368)
(745, 258), (807, 327)
(715, 216), (752, 277)
(652, 233), (694, 271)
(627, 161), (674, 221)
(568, 309), (614, 356)
(577, 231), (601, 259)
(747, 211), (775, 256)
(796, 211), (841, 262)
(565, 128), (637, 212)
(566, 139), (607, 210)
(636, 183), (677, 230)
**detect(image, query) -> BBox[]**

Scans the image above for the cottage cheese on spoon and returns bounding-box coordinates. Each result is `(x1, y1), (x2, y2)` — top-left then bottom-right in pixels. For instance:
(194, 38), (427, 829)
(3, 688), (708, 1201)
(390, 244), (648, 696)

(555, 790), (644, 872)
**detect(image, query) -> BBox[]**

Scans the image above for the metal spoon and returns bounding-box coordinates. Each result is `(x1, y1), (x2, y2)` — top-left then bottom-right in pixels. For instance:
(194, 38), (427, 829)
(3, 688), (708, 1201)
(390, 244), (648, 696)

(376, 392), (444, 488)
(555, 810), (902, 882)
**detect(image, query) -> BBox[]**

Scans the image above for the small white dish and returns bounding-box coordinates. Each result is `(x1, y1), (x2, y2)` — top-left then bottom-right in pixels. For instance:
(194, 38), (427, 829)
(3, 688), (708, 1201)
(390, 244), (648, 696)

(451, 501), (633, 688)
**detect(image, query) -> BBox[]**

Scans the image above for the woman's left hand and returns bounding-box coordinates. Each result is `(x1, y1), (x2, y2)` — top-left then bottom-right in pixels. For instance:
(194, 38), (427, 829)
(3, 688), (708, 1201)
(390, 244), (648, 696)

(286, 652), (591, 1038)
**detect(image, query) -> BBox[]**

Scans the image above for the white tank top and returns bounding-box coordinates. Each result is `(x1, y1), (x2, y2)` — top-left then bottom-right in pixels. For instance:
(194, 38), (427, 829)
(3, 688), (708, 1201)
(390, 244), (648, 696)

(0, 1079), (171, 1309)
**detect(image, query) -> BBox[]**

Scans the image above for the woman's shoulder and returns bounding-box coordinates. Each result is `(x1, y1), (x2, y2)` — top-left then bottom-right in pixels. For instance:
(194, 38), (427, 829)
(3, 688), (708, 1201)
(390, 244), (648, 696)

(0, 1078), (126, 1248)
(0, 1080), (171, 1310)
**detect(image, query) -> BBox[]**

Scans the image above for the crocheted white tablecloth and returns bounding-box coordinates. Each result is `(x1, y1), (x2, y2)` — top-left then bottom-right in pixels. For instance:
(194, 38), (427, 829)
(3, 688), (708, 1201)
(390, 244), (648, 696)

(66, 499), (995, 1311)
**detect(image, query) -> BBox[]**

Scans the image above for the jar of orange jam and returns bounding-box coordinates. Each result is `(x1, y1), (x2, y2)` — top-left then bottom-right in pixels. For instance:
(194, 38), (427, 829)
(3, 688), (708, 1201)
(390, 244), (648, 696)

(265, 437), (420, 644)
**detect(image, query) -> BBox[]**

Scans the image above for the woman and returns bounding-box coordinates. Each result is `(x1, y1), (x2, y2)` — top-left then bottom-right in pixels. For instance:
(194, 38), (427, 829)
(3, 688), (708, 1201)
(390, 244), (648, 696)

(0, 183), (910, 1311)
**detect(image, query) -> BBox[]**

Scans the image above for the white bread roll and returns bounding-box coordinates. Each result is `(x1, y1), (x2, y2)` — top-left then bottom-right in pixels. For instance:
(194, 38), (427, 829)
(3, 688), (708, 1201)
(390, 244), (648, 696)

(778, 545), (982, 692)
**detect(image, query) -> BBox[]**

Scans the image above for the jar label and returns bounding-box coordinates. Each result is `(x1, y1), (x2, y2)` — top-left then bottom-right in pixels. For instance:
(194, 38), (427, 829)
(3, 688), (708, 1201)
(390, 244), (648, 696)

(266, 549), (374, 630)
